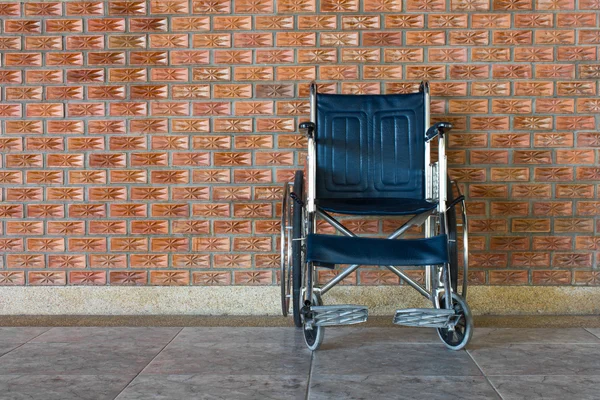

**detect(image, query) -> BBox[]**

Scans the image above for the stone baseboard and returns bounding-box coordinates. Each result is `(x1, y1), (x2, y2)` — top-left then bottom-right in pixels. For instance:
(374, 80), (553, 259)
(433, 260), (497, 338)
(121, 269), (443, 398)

(1, 286), (599, 315)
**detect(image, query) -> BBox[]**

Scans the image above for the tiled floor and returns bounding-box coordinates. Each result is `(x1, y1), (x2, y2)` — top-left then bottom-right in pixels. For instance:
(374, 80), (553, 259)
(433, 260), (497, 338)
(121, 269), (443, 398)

(1, 326), (600, 399)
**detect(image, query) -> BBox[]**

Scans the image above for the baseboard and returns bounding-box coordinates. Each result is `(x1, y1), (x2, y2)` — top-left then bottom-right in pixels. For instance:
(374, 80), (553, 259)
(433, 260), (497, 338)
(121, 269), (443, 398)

(1, 286), (599, 316)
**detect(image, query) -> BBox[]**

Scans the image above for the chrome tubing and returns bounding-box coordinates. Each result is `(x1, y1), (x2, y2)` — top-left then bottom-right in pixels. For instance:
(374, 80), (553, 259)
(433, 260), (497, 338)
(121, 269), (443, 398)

(316, 209), (435, 296)
(438, 124), (452, 310)
(307, 82), (317, 214)
(423, 80), (432, 292)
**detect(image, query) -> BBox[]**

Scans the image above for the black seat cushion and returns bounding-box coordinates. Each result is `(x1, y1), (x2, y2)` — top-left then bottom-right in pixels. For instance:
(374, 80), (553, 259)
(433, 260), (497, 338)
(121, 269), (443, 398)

(306, 234), (448, 268)
(317, 197), (437, 216)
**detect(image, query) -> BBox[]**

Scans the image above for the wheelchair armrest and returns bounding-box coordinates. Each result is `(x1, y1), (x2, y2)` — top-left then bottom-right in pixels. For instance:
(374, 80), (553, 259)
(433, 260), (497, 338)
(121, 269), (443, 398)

(299, 121), (315, 138)
(425, 122), (453, 142)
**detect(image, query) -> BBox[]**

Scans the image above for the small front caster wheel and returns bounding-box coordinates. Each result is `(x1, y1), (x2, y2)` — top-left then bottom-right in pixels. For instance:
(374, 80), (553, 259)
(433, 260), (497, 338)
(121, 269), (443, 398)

(437, 293), (473, 351)
(303, 293), (324, 351)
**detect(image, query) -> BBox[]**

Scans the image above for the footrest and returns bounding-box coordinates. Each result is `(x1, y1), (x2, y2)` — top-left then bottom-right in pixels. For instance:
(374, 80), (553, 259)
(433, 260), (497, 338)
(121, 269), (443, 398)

(393, 308), (454, 328)
(312, 305), (368, 327)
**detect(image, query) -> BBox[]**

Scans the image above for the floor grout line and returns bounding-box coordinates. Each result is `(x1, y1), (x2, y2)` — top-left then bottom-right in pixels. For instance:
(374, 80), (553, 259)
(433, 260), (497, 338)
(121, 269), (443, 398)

(112, 327), (184, 400)
(583, 327), (600, 340)
(23, 327), (53, 344)
(0, 327), (53, 360)
(304, 350), (314, 400)
(466, 349), (505, 400)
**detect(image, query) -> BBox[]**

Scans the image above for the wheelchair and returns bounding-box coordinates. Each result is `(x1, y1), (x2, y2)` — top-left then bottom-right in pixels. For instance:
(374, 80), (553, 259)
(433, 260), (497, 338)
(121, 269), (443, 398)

(280, 81), (472, 351)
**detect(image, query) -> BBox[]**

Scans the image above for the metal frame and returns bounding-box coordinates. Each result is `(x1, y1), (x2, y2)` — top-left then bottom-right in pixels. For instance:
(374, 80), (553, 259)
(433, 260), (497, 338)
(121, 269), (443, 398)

(301, 81), (464, 317)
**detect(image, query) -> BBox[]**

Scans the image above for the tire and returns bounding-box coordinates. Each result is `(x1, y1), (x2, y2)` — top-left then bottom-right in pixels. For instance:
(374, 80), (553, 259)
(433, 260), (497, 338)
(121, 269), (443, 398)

(446, 182), (459, 294)
(280, 182), (292, 317)
(291, 170), (304, 328)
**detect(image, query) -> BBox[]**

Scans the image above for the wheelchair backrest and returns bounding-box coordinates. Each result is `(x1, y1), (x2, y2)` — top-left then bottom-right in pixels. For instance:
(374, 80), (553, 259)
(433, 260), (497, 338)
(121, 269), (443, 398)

(315, 91), (426, 201)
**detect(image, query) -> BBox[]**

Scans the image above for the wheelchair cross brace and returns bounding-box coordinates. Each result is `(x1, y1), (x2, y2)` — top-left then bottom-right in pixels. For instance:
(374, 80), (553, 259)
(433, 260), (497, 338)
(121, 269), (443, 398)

(315, 208), (435, 299)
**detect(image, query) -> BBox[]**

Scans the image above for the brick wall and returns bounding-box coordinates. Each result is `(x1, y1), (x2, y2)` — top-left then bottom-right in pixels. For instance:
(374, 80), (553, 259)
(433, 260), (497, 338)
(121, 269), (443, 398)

(0, 0), (599, 288)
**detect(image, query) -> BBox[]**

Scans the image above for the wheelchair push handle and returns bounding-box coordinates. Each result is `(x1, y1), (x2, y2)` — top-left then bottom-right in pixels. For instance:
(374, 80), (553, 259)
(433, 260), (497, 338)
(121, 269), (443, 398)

(299, 121), (315, 138)
(425, 122), (453, 142)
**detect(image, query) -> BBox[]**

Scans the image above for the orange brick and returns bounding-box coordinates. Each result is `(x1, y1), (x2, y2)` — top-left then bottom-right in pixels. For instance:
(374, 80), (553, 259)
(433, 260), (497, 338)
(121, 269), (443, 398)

(0, 2), (597, 290)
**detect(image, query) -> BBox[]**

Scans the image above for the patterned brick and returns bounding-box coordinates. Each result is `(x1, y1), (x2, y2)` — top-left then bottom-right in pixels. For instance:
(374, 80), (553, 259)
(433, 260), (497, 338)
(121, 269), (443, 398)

(0, 1), (596, 288)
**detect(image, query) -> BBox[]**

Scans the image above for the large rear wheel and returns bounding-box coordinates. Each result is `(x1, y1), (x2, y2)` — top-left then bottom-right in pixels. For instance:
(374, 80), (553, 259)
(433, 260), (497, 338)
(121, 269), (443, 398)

(446, 182), (459, 294)
(291, 171), (304, 327)
(280, 171), (305, 328)
(446, 180), (469, 297)
(280, 182), (293, 318)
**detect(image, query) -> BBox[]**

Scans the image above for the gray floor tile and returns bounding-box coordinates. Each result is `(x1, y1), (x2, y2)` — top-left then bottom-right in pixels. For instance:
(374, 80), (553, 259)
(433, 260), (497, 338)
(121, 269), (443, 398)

(312, 343), (481, 376)
(0, 327), (50, 344)
(0, 374), (134, 400)
(175, 327), (441, 346)
(309, 375), (501, 400)
(489, 375), (600, 400)
(116, 374), (307, 400)
(176, 327), (304, 345)
(324, 327), (440, 345)
(469, 344), (600, 376)
(1, 326), (599, 399)
(143, 342), (312, 375)
(471, 328), (600, 347)
(0, 342), (166, 375)
(31, 327), (181, 344)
